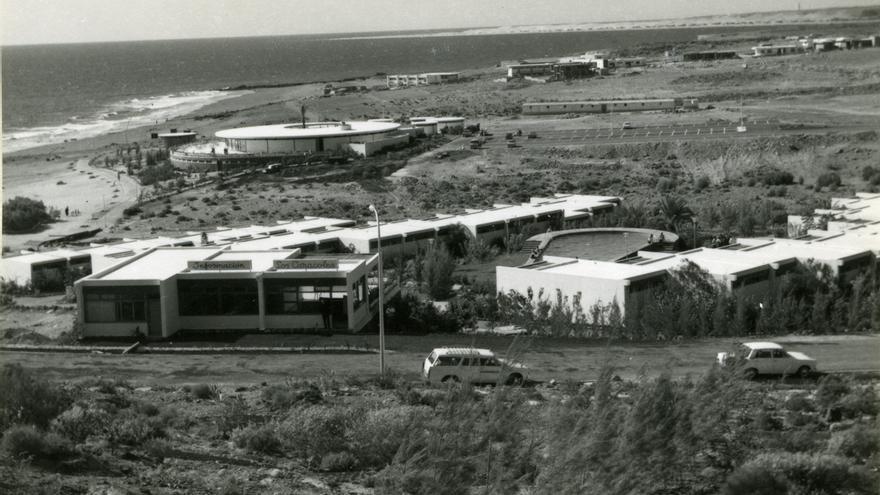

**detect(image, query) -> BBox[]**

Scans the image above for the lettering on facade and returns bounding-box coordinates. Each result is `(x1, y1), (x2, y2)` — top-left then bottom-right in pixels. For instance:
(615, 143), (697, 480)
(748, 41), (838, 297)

(187, 260), (252, 270)
(273, 259), (340, 270)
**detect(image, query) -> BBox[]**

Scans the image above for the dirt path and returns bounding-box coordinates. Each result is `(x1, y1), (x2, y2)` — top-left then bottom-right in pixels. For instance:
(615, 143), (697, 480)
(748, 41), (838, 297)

(2, 333), (877, 386)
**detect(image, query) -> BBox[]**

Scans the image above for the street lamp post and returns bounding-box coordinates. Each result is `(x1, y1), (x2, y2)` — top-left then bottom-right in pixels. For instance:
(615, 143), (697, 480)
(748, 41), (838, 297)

(368, 204), (386, 375)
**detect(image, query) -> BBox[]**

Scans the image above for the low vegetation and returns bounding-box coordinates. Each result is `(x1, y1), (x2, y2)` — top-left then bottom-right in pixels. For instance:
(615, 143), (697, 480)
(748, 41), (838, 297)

(1, 363), (876, 493)
(2, 196), (57, 233)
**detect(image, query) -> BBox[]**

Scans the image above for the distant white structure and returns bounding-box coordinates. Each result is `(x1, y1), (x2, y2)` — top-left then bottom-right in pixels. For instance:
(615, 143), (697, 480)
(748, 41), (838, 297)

(215, 121), (409, 158)
(752, 44), (801, 57)
(386, 72), (460, 88)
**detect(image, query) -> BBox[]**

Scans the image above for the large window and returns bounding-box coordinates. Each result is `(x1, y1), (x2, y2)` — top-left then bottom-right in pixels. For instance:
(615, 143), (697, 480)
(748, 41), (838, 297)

(178, 279), (258, 316)
(83, 287), (154, 323)
(265, 278), (348, 315)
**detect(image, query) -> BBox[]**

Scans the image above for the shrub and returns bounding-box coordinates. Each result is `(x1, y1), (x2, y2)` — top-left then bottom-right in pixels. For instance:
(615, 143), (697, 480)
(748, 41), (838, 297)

(721, 464), (788, 495)
(232, 423), (281, 455)
(762, 170), (794, 186)
(816, 172), (841, 189)
(279, 406), (355, 461)
(106, 411), (166, 445)
(187, 383), (220, 400)
(0, 364), (70, 430)
(1, 425), (72, 461)
(217, 396), (253, 437)
(262, 383), (322, 410)
(320, 451), (358, 472)
(862, 165), (877, 182)
(348, 406), (430, 468)
(51, 404), (110, 442)
(122, 205), (143, 217)
(730, 452), (876, 495)
(2, 196), (53, 233)
(826, 423), (880, 462)
(694, 175), (711, 191)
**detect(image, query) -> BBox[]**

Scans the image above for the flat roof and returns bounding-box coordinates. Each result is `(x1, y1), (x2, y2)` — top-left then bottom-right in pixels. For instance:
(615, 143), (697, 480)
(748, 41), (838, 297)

(529, 255), (668, 281)
(94, 247), (222, 281)
(158, 132), (197, 137)
(633, 248), (778, 278)
(87, 248), (374, 282)
(736, 238), (872, 263)
(216, 121), (400, 140)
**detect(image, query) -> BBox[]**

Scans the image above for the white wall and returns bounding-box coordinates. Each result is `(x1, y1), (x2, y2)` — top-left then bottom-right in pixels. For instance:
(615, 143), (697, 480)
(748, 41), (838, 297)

(497, 266), (629, 322)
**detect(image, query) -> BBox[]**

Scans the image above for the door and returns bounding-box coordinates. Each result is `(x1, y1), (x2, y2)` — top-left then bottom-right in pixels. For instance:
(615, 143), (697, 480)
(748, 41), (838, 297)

(147, 297), (163, 337)
(478, 357), (502, 384)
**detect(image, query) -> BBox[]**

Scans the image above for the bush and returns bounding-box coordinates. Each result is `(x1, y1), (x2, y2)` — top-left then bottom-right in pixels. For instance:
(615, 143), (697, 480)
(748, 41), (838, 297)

(0, 364), (70, 430)
(730, 452), (876, 495)
(122, 205), (143, 217)
(694, 175), (711, 191)
(232, 423), (282, 455)
(826, 423), (879, 462)
(262, 383), (322, 410)
(348, 406), (430, 468)
(51, 404), (110, 442)
(721, 464), (788, 495)
(187, 383), (220, 400)
(320, 451), (358, 472)
(762, 170), (794, 186)
(1, 425), (72, 461)
(2, 196), (53, 233)
(106, 412), (166, 445)
(278, 406), (355, 461)
(816, 172), (842, 190)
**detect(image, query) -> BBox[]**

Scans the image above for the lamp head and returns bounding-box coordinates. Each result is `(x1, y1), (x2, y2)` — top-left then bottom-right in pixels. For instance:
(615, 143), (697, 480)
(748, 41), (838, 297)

(368, 204), (376, 213)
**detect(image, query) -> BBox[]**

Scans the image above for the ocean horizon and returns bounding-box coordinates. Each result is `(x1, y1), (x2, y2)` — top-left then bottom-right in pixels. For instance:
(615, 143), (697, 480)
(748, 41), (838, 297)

(0, 24), (802, 152)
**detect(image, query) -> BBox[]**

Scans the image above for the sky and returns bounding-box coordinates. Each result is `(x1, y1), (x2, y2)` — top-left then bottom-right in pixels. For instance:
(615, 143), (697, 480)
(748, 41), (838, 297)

(2, 0), (876, 45)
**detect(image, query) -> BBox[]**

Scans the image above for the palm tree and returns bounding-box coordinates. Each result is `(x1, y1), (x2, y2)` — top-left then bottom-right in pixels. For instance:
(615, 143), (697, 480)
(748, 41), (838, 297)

(657, 195), (693, 233)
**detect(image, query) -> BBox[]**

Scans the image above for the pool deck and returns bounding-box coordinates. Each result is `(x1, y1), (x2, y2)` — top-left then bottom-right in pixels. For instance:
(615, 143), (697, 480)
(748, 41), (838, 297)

(529, 227), (679, 262)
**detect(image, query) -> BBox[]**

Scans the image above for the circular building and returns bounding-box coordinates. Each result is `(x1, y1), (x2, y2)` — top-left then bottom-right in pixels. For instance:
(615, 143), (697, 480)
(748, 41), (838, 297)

(215, 121), (403, 156)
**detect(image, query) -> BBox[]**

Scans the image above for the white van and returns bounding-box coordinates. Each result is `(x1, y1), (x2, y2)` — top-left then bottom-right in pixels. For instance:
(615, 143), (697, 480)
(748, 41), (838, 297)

(422, 347), (526, 385)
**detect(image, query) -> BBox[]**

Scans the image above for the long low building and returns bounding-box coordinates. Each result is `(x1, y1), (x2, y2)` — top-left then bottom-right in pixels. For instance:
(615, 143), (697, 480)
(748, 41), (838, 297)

(75, 248), (394, 338)
(497, 239), (876, 324)
(522, 98), (698, 115)
(3, 195), (620, 289)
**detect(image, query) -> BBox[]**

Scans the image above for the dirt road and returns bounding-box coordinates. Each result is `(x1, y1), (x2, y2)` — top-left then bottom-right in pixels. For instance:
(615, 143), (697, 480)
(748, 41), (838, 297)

(2, 333), (877, 386)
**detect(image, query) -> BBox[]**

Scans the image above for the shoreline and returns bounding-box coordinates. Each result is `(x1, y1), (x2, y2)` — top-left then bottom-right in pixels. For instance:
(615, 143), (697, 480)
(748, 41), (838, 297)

(328, 18), (880, 40)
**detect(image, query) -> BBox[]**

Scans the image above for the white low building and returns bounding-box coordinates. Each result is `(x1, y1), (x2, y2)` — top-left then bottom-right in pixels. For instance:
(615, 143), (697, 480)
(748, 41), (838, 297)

(75, 248), (391, 338)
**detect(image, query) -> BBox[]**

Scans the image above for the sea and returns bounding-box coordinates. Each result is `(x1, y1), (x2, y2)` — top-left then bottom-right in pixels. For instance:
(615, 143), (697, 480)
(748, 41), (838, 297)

(2, 25), (765, 153)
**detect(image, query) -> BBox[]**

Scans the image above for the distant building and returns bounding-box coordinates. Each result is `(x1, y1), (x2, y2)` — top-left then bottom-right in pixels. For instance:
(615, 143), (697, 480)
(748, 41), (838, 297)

(752, 44), (801, 57)
(682, 50), (739, 61)
(386, 72), (460, 88)
(522, 98), (697, 115)
(158, 131), (197, 149)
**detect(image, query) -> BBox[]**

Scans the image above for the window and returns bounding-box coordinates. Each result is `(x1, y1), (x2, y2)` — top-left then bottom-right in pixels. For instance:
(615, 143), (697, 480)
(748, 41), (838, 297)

(178, 279), (258, 316)
(772, 349), (787, 358)
(265, 278), (348, 315)
(83, 288), (153, 323)
(352, 276), (366, 310)
(479, 357), (499, 367)
(438, 356), (462, 366)
(754, 350), (772, 359)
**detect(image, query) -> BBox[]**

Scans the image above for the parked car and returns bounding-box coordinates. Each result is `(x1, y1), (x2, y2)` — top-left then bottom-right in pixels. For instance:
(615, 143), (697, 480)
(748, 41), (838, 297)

(262, 163), (282, 174)
(423, 347), (526, 385)
(527, 131), (538, 139)
(717, 342), (817, 379)
(506, 139), (517, 148)
(622, 122), (633, 129)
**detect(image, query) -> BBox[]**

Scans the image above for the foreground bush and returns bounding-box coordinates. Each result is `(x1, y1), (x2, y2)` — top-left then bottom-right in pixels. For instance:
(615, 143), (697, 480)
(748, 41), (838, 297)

(1, 425), (72, 461)
(232, 423), (282, 455)
(726, 452), (876, 495)
(2, 196), (54, 233)
(0, 364), (70, 430)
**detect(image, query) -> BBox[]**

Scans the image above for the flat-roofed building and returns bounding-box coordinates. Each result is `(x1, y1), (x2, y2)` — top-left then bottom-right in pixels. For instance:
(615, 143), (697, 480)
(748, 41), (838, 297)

(75, 248), (391, 338)
(498, 255), (669, 323)
(752, 44), (801, 56)
(631, 247), (798, 299)
(730, 238), (875, 284)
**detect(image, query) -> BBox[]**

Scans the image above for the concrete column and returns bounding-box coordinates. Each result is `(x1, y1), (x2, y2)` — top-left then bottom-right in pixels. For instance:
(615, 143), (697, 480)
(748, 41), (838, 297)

(257, 275), (266, 331)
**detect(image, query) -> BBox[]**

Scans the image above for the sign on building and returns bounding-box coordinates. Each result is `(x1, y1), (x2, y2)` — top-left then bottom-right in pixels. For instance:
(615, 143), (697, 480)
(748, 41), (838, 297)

(273, 259), (340, 270)
(187, 260), (252, 271)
